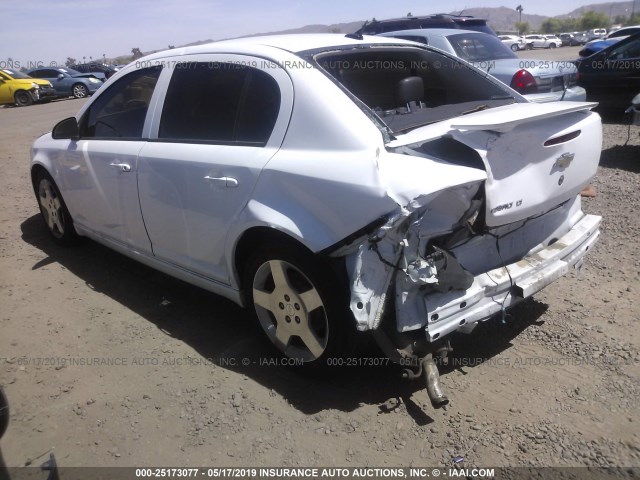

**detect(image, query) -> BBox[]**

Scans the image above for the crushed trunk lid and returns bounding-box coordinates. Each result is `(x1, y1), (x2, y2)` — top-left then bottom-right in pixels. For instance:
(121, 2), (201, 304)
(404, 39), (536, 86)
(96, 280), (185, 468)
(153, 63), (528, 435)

(388, 101), (601, 226)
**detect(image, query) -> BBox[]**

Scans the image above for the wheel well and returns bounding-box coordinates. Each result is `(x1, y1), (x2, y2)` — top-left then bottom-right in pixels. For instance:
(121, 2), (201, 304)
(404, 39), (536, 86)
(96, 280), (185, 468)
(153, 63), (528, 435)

(30, 164), (48, 194)
(234, 226), (350, 306)
(234, 227), (312, 291)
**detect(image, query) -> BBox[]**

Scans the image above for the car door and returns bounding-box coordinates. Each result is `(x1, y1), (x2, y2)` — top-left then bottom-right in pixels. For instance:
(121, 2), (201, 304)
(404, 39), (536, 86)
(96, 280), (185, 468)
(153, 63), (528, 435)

(54, 66), (163, 253)
(137, 55), (293, 284)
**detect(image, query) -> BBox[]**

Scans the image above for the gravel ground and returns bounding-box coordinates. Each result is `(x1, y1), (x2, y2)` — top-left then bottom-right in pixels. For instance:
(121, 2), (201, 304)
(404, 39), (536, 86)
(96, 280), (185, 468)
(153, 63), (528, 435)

(0, 62), (638, 470)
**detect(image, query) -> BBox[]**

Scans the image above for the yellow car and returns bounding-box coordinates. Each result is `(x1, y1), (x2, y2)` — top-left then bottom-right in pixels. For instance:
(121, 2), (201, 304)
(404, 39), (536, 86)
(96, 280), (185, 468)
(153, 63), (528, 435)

(0, 68), (56, 107)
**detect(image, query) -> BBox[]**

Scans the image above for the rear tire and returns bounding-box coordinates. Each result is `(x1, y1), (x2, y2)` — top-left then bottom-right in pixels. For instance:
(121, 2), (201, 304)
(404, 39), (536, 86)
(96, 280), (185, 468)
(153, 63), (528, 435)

(14, 91), (33, 107)
(243, 242), (356, 369)
(34, 170), (79, 246)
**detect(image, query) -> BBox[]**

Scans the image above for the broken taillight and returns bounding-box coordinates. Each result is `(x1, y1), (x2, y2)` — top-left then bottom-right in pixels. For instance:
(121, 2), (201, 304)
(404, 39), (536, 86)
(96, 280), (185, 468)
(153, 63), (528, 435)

(510, 69), (538, 95)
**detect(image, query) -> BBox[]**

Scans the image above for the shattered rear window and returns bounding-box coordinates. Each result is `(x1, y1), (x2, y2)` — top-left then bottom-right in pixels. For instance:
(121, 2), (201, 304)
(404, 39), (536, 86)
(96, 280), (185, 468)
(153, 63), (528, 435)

(310, 46), (516, 134)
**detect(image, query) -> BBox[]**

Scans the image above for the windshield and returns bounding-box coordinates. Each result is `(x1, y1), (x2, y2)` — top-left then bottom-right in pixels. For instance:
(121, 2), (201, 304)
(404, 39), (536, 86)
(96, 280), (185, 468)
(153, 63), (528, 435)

(59, 68), (81, 76)
(1, 69), (32, 79)
(312, 46), (516, 135)
(447, 33), (517, 61)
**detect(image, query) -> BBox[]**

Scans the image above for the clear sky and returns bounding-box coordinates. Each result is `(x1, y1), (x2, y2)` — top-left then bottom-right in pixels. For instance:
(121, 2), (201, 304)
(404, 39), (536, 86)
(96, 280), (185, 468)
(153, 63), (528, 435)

(1, 0), (629, 66)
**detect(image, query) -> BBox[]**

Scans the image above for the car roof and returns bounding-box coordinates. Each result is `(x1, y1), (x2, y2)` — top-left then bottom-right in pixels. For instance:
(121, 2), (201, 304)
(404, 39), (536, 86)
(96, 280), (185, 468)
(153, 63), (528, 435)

(592, 31), (640, 53)
(141, 34), (417, 59)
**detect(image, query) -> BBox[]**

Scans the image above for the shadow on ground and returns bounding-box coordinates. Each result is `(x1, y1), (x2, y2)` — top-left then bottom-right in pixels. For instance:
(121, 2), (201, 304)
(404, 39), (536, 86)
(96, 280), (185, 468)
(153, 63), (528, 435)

(599, 143), (640, 173)
(21, 214), (547, 422)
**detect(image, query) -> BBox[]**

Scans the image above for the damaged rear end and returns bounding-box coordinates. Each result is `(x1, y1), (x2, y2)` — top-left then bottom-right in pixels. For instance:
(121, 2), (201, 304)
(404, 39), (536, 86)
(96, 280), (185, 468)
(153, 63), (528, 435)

(308, 42), (602, 405)
(342, 104), (601, 405)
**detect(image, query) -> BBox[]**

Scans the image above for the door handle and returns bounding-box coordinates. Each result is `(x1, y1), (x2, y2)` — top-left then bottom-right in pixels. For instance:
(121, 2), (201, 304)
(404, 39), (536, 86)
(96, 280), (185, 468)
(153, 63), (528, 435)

(203, 176), (239, 188)
(110, 162), (131, 172)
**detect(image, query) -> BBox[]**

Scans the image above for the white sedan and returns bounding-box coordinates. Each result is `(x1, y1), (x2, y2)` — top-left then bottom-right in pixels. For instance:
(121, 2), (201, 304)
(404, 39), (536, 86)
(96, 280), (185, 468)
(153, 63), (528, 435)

(525, 34), (562, 49)
(498, 34), (525, 51)
(31, 34), (601, 405)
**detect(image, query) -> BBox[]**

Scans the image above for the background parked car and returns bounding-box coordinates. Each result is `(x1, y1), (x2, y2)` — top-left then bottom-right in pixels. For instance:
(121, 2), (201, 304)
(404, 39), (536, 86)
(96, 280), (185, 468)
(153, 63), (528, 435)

(560, 33), (583, 46)
(498, 34), (525, 51)
(379, 29), (585, 103)
(544, 35), (563, 48)
(70, 62), (120, 80)
(582, 25), (639, 50)
(578, 37), (623, 57)
(26, 67), (102, 99)
(576, 33), (640, 112)
(586, 28), (607, 41)
(355, 13), (497, 36)
(0, 68), (56, 106)
(524, 34), (561, 49)
(607, 25), (640, 39)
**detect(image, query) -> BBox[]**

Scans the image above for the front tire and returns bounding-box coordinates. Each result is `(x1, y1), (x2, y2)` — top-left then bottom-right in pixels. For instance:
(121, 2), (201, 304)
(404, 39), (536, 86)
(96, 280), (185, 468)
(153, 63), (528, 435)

(72, 83), (88, 99)
(244, 243), (355, 367)
(14, 91), (33, 107)
(510, 43), (519, 52)
(550, 43), (557, 49)
(35, 170), (79, 246)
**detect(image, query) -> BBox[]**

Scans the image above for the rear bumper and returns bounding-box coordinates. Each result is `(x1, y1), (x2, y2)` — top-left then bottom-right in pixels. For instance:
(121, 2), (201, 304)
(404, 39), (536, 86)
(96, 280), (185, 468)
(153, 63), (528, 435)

(525, 86), (587, 103)
(423, 213), (601, 341)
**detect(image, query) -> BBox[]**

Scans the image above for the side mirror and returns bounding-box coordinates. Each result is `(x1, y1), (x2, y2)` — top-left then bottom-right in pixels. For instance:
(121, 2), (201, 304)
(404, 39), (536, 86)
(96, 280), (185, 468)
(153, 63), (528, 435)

(52, 117), (80, 140)
(57, 74), (64, 80)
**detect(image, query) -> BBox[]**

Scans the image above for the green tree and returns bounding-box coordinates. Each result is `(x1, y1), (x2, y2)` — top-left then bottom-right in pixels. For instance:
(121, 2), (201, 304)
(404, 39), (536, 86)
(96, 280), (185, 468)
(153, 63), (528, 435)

(626, 14), (640, 26)
(613, 14), (627, 24)
(559, 18), (578, 32)
(515, 21), (530, 35)
(65, 57), (76, 67)
(328, 27), (340, 33)
(579, 11), (611, 30)
(540, 18), (562, 33)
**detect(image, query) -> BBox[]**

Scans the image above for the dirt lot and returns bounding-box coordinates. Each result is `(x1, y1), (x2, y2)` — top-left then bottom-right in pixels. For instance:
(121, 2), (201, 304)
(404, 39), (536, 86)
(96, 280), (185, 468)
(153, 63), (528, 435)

(0, 52), (639, 470)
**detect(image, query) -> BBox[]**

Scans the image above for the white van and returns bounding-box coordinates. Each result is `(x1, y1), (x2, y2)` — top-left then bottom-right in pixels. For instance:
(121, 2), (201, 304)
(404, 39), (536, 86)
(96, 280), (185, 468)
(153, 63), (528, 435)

(586, 28), (607, 40)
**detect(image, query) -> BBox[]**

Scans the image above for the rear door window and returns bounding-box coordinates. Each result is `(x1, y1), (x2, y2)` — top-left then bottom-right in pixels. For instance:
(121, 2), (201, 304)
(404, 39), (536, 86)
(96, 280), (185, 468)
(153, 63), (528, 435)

(158, 62), (281, 146)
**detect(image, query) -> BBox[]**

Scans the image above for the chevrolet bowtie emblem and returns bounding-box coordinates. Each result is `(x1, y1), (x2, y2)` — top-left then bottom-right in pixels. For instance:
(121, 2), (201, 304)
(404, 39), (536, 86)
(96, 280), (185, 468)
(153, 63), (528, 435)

(555, 152), (575, 169)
